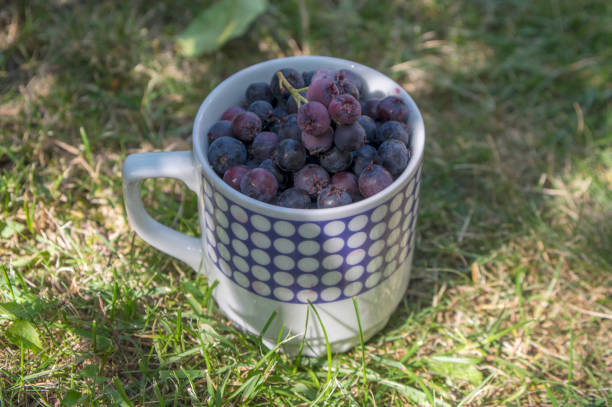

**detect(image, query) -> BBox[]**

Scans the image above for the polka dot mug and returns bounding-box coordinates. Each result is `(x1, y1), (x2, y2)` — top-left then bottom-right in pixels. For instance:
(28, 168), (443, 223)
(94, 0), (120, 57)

(122, 56), (425, 356)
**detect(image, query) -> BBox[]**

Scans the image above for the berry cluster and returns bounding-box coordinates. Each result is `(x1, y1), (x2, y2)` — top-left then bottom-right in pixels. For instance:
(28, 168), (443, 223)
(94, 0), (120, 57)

(206, 67), (412, 208)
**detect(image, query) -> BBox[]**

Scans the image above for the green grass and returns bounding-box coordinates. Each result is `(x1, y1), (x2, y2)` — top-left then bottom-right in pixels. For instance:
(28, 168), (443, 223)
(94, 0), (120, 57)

(1, 0), (611, 405)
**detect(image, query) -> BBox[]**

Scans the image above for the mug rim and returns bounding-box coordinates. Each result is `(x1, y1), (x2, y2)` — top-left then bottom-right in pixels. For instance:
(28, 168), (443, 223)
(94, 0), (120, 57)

(192, 56), (425, 220)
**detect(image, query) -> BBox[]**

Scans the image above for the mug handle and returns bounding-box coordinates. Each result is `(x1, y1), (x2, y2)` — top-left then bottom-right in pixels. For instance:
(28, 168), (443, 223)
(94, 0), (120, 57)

(122, 151), (203, 271)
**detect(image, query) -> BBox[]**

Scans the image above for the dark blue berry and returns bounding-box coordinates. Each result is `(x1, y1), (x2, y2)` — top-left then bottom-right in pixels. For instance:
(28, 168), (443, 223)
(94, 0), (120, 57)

(278, 114), (302, 141)
(334, 122), (366, 152)
(248, 100), (275, 127)
(270, 68), (304, 102)
(251, 132), (279, 163)
(207, 136), (247, 175)
(376, 121), (411, 146)
(357, 115), (377, 145)
(353, 145), (377, 176)
(207, 120), (232, 143)
(376, 139), (410, 176)
(277, 187), (311, 208)
(274, 138), (306, 172)
(320, 147), (353, 173)
(317, 186), (352, 208)
(362, 99), (379, 119)
(302, 70), (316, 87)
(246, 82), (274, 105)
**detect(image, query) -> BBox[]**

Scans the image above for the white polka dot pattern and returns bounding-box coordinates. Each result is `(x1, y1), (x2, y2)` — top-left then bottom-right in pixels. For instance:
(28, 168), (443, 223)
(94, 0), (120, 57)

(201, 162), (423, 303)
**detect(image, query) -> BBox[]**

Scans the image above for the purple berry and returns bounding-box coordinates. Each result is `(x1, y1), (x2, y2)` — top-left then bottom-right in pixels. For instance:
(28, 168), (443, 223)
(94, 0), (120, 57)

(223, 165), (250, 191)
(363, 99), (379, 119)
(320, 147), (353, 173)
(207, 120), (232, 143)
(232, 111), (262, 142)
(311, 68), (337, 83)
(297, 101), (331, 137)
(377, 139), (411, 176)
(337, 80), (359, 100)
(377, 96), (409, 122)
(376, 120), (411, 146)
(251, 131), (280, 162)
(278, 113), (302, 141)
(240, 168), (278, 203)
(328, 94), (361, 125)
(274, 138), (306, 172)
(331, 171), (361, 201)
(246, 82), (274, 105)
(317, 186), (352, 208)
(208, 136), (247, 175)
(301, 127), (333, 155)
(337, 69), (364, 94)
(306, 78), (340, 107)
(294, 164), (330, 197)
(259, 158), (287, 188)
(221, 106), (245, 121)
(277, 188), (311, 208)
(358, 164), (393, 198)
(353, 145), (377, 176)
(334, 122), (366, 152)
(248, 100), (274, 127)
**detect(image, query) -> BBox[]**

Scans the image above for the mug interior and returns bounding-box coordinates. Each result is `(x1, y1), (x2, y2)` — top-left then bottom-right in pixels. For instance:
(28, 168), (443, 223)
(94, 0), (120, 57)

(193, 56), (425, 221)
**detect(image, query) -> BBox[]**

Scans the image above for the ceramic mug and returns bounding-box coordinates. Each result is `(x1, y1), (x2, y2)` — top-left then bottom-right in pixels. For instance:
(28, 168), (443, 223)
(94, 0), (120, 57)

(122, 56), (425, 357)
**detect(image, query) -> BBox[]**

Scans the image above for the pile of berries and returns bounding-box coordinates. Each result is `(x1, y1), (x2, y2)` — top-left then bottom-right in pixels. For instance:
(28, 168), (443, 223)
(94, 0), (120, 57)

(205, 67), (412, 208)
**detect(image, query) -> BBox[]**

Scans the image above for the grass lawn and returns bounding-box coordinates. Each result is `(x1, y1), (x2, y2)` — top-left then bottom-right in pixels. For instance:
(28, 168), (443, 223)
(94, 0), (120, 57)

(1, 0), (611, 405)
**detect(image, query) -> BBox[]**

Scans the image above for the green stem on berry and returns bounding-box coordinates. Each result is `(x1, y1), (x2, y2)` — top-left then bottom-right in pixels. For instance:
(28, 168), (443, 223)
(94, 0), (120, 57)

(276, 71), (309, 108)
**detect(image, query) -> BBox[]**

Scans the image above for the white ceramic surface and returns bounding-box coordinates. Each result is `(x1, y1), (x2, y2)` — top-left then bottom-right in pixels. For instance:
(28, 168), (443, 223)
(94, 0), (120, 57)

(122, 56), (425, 356)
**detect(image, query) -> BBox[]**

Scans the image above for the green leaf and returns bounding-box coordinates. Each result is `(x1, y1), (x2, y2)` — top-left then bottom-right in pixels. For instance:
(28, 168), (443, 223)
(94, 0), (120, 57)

(80, 364), (107, 384)
(0, 302), (28, 320)
(176, 0), (268, 57)
(1, 220), (25, 239)
(427, 356), (483, 386)
(6, 319), (42, 351)
(61, 390), (83, 406)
